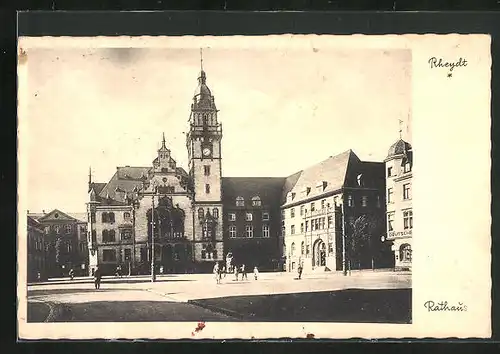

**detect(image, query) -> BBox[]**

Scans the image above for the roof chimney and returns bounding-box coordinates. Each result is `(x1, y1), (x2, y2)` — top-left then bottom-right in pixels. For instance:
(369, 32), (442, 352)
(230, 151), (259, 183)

(43, 210), (46, 214)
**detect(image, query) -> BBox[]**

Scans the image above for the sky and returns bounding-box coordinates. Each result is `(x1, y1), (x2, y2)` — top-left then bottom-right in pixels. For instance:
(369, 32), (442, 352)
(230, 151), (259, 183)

(22, 46), (411, 213)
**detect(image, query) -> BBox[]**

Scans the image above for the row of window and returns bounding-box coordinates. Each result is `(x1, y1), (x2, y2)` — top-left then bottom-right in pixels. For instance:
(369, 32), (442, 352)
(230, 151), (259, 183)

(102, 229), (133, 243)
(387, 210), (413, 231)
(235, 196), (262, 207)
(30, 239), (44, 251)
(288, 241), (334, 256)
(387, 183), (412, 203)
(198, 208), (219, 219)
(228, 212), (269, 222)
(44, 224), (87, 234)
(102, 248), (133, 262)
(101, 212), (132, 223)
(288, 216), (335, 235)
(228, 224), (270, 238)
(285, 195), (381, 219)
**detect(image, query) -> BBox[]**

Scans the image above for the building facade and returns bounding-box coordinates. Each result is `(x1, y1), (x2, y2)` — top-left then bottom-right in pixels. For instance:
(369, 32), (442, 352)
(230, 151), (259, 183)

(27, 215), (46, 281)
(281, 150), (393, 273)
(28, 209), (88, 278)
(384, 138), (413, 270)
(86, 60), (396, 275)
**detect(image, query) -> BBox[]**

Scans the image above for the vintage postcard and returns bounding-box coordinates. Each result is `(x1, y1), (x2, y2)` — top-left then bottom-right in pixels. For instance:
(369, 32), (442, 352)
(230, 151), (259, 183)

(17, 34), (491, 340)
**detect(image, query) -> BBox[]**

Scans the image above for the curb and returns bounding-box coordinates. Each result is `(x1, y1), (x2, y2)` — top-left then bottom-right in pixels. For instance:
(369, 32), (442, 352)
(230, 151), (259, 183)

(187, 300), (257, 321)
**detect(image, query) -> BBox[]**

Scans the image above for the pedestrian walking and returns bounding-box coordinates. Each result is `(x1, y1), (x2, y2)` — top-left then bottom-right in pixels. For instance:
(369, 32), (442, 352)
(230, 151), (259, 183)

(116, 265), (122, 278)
(297, 262), (303, 280)
(241, 264), (248, 280)
(253, 266), (259, 280)
(222, 265), (226, 278)
(94, 266), (102, 290)
(213, 262), (220, 284)
(69, 268), (74, 280)
(234, 265), (239, 281)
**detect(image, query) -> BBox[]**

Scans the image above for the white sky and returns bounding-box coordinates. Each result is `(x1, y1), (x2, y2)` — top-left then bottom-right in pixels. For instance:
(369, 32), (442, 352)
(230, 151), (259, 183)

(23, 46), (411, 213)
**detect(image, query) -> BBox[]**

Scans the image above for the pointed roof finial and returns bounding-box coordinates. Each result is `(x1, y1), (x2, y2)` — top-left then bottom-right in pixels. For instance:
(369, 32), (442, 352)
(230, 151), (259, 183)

(162, 132), (166, 147)
(398, 119), (403, 139)
(200, 48), (203, 71)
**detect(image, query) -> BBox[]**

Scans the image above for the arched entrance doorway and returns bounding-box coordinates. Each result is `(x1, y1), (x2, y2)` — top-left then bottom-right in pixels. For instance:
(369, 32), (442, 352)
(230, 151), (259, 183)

(313, 239), (326, 267)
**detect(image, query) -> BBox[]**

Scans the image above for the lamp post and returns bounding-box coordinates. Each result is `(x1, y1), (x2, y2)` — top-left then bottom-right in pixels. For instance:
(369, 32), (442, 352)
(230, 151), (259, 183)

(341, 195), (347, 276)
(151, 194), (156, 282)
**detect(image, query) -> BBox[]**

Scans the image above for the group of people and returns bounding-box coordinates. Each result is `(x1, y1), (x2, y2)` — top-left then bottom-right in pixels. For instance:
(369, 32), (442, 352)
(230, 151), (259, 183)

(213, 262), (259, 284)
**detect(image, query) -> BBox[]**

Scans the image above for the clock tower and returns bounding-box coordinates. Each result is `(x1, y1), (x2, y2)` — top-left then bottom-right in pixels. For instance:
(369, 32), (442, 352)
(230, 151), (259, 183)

(186, 53), (224, 268)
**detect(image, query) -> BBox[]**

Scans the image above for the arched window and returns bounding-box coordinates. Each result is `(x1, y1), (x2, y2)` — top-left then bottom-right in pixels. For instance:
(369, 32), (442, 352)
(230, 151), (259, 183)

(251, 196), (262, 207)
(301, 241), (305, 255)
(236, 196), (245, 207)
(123, 212), (131, 220)
(198, 208), (204, 220)
(399, 244), (412, 263)
(291, 242), (296, 256)
(213, 208), (219, 219)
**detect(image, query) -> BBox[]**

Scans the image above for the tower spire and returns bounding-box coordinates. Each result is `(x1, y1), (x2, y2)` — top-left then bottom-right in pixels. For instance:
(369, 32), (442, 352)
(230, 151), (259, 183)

(162, 132), (166, 148)
(200, 48), (203, 72)
(398, 119), (403, 139)
(88, 166), (93, 192)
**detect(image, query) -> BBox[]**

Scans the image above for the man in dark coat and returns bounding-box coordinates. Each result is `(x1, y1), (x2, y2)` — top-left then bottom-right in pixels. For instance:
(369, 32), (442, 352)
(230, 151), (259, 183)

(94, 266), (102, 289)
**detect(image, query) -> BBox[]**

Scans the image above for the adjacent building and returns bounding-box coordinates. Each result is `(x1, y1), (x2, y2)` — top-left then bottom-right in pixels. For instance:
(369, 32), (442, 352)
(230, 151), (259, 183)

(86, 59), (396, 275)
(281, 150), (393, 273)
(384, 138), (413, 270)
(28, 209), (89, 277)
(27, 215), (46, 281)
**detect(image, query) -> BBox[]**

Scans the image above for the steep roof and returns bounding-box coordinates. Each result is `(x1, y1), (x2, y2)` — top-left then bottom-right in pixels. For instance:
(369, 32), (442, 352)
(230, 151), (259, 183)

(222, 177), (286, 207)
(281, 149), (359, 207)
(386, 139), (412, 159)
(98, 167), (152, 205)
(27, 215), (42, 228)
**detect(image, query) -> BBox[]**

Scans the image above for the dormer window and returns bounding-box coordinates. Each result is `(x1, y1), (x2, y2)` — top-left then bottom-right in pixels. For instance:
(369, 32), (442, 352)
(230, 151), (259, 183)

(357, 174), (364, 187)
(236, 196), (245, 207)
(306, 187), (311, 195)
(252, 196), (262, 207)
(403, 159), (412, 173)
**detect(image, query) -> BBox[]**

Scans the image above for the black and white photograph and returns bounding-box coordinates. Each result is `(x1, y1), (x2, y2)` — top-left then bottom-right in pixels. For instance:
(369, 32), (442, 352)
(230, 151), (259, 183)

(17, 34), (491, 339)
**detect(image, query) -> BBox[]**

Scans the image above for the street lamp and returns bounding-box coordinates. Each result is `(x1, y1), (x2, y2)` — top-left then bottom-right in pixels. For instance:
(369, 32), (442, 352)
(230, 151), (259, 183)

(151, 193), (157, 282)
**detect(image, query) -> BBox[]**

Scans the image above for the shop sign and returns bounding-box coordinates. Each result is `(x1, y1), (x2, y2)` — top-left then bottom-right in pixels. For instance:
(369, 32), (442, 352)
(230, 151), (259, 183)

(388, 229), (412, 238)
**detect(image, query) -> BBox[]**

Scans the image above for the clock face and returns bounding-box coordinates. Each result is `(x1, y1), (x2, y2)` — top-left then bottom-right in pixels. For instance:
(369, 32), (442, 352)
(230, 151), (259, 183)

(203, 147), (211, 156)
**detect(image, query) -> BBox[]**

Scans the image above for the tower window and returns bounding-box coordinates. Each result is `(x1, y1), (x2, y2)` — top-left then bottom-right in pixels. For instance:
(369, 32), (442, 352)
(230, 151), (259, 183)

(198, 208), (204, 220)
(291, 225), (295, 235)
(213, 208), (219, 219)
(387, 166), (393, 177)
(204, 165), (210, 176)
(205, 184), (210, 194)
(290, 208), (295, 218)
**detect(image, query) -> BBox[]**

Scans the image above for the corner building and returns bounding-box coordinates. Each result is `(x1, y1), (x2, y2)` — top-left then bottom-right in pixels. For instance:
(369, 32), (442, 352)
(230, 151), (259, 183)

(384, 138), (413, 270)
